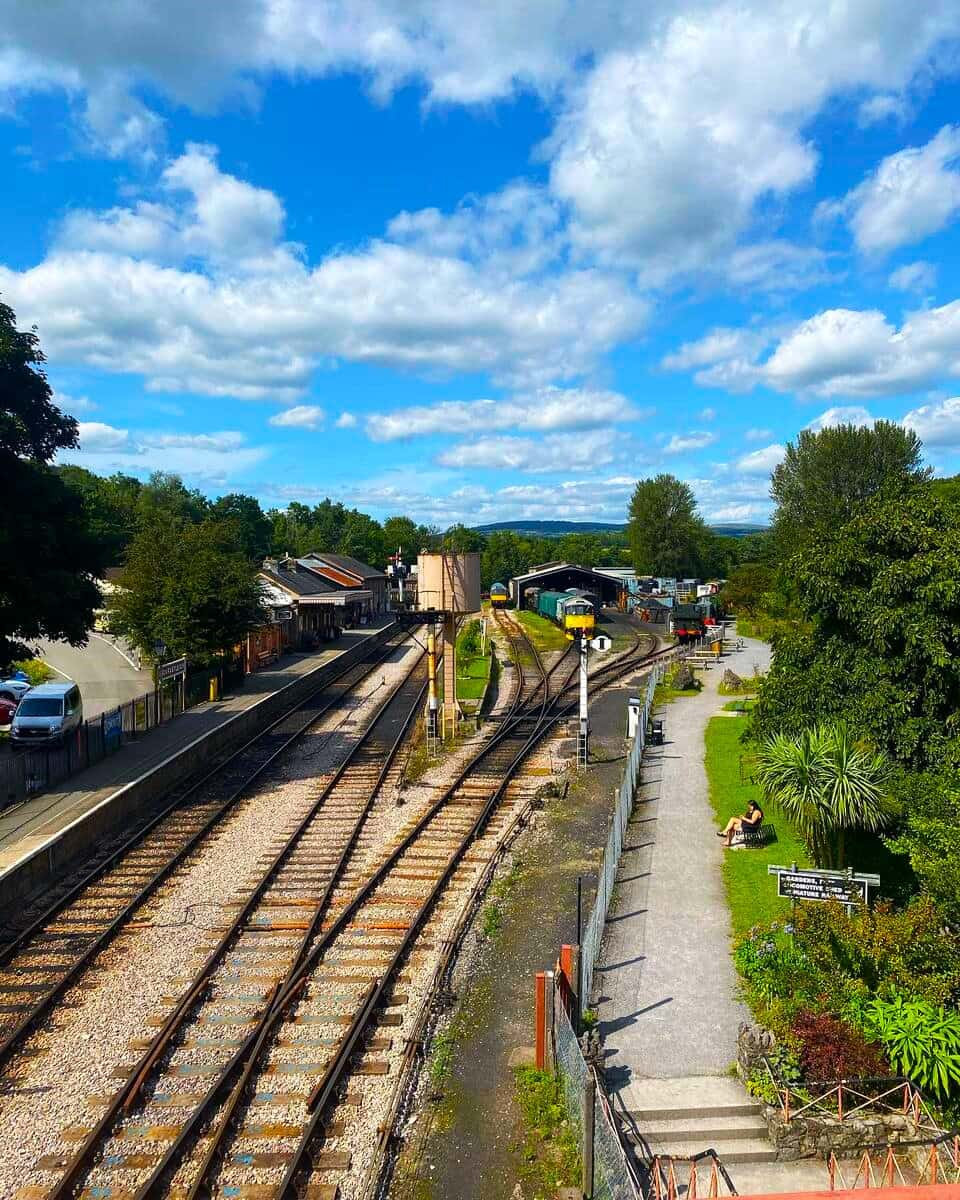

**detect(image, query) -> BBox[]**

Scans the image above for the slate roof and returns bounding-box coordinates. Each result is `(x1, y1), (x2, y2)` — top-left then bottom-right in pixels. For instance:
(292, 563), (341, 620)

(301, 552), (386, 581)
(259, 563), (337, 598)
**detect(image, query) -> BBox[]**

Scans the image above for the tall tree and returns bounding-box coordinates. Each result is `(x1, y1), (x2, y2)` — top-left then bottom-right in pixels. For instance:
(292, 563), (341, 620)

(382, 515), (421, 556)
(480, 530), (528, 590)
(751, 484), (960, 768)
(210, 493), (272, 561)
(0, 299), (108, 666)
(338, 510), (386, 566)
(771, 421), (926, 558)
(111, 516), (266, 664)
(136, 471), (209, 527)
(627, 474), (706, 577)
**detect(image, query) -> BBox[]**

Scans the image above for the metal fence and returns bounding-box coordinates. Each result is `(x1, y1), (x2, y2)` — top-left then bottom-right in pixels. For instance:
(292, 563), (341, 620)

(0, 658), (245, 810)
(580, 662), (663, 1007)
(555, 987), (644, 1200)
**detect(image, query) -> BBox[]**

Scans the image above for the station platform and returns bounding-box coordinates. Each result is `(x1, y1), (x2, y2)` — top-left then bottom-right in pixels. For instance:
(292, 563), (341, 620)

(0, 620), (396, 907)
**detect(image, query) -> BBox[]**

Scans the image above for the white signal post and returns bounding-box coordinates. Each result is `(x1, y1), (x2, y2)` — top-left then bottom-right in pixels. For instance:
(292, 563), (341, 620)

(577, 631), (589, 769)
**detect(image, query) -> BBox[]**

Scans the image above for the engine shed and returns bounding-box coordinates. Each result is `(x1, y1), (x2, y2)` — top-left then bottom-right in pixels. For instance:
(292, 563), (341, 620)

(509, 561), (623, 609)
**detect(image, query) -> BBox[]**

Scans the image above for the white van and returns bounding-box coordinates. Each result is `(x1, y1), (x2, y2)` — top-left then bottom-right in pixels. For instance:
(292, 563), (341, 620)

(11, 682), (83, 748)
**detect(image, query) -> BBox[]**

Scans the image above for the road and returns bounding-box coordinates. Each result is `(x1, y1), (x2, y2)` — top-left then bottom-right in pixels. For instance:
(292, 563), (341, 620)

(36, 635), (153, 720)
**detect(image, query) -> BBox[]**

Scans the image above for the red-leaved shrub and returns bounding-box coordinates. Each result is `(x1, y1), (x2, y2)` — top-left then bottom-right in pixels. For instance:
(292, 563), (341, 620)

(792, 1011), (889, 1081)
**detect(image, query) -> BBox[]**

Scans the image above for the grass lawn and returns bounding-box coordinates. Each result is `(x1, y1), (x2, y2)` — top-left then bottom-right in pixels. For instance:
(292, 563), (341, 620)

(722, 698), (756, 712)
(704, 714), (810, 937)
(457, 653), (490, 701)
(511, 609), (569, 653)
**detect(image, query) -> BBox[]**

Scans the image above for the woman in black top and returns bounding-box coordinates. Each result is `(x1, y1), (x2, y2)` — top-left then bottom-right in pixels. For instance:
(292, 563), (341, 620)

(718, 800), (763, 847)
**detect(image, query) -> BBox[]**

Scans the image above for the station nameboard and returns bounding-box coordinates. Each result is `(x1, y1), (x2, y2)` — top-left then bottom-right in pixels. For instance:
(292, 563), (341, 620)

(158, 656), (187, 682)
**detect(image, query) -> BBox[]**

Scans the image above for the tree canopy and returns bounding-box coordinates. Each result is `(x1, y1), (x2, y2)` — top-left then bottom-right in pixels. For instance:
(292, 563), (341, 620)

(627, 474), (707, 577)
(0, 299), (108, 667)
(110, 516), (266, 664)
(770, 421), (927, 559)
(751, 484), (960, 769)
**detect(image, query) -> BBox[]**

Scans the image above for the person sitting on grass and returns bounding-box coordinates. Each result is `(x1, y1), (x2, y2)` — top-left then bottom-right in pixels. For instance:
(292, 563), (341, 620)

(717, 801), (763, 847)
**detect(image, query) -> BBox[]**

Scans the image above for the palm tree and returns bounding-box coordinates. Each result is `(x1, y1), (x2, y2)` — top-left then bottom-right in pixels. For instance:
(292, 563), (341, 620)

(754, 725), (891, 867)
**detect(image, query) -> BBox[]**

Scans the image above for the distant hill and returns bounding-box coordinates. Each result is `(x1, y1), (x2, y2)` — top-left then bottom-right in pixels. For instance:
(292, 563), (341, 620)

(474, 520), (626, 535)
(473, 520), (768, 538)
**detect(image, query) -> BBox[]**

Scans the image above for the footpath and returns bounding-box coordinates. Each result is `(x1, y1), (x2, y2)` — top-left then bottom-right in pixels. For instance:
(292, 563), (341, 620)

(589, 634), (833, 1193)
(0, 622), (393, 897)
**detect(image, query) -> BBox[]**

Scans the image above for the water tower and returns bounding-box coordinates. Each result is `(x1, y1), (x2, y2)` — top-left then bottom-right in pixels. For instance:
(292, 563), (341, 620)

(416, 551), (481, 735)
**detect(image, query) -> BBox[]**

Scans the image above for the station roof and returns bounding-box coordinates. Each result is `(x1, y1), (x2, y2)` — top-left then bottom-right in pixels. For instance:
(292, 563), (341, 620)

(510, 562), (621, 604)
(301, 551), (387, 582)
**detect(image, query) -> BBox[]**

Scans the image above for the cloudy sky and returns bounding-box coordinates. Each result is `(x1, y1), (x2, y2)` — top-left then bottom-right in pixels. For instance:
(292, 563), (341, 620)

(3, 2), (960, 527)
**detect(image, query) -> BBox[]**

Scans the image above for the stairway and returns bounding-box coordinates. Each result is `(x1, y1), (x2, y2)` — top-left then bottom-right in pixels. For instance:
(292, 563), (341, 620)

(626, 1076), (777, 1165)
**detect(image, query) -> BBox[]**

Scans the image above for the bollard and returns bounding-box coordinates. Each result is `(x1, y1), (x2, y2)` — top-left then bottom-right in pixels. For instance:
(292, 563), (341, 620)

(535, 972), (546, 1070)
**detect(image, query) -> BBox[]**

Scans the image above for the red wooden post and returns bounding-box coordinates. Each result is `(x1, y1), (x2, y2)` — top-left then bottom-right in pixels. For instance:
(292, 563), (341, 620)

(534, 972), (546, 1070)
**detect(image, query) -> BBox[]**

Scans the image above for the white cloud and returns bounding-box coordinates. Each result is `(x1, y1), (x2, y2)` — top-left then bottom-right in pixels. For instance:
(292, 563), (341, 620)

(662, 328), (767, 371)
(819, 126), (960, 254)
(858, 92), (909, 127)
(663, 431), (717, 455)
(806, 406), (875, 431)
(335, 412), (357, 428)
(745, 427), (773, 442)
(365, 387), (644, 441)
(77, 421), (130, 450)
(437, 429), (618, 473)
(546, 3), (960, 278)
(54, 390), (97, 414)
(735, 444), (785, 475)
(698, 407), (717, 422)
(2, 150), (647, 398)
(269, 405), (325, 430)
(903, 396), (960, 446)
(63, 425), (267, 482)
(889, 260), (937, 294)
(676, 301), (960, 400)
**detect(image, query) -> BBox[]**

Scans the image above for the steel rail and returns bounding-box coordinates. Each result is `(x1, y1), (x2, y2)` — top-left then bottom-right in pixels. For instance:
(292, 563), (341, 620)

(0, 626), (413, 1076)
(129, 610), (549, 1199)
(43, 642), (432, 1200)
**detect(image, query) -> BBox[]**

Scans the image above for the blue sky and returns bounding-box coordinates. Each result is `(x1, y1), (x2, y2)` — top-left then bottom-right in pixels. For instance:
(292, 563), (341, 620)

(3, 3), (960, 527)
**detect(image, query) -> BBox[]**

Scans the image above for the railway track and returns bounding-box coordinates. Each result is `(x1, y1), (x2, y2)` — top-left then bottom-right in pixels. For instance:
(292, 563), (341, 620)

(15, 612), (667, 1200)
(0, 625), (413, 1078)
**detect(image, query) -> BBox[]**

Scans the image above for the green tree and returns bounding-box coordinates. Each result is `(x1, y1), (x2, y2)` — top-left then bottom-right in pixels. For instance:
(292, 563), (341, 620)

(111, 517), (266, 665)
(338, 510), (386, 566)
(720, 563), (775, 615)
(885, 770), (960, 928)
(382, 515), (422, 556)
(210, 493), (272, 561)
(137, 471), (209, 527)
(754, 725), (893, 867)
(0, 299), (108, 666)
(441, 523), (485, 554)
(751, 485), (960, 767)
(627, 474), (706, 577)
(480, 530), (528, 590)
(57, 465), (142, 563)
(771, 421), (926, 559)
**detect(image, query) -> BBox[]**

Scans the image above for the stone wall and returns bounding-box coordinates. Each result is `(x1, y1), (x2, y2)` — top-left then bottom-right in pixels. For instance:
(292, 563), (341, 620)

(737, 1023), (921, 1162)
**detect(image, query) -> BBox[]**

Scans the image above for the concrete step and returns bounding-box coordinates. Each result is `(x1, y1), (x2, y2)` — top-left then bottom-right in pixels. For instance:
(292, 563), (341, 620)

(638, 1114), (770, 1143)
(630, 1100), (761, 1121)
(643, 1136), (777, 1165)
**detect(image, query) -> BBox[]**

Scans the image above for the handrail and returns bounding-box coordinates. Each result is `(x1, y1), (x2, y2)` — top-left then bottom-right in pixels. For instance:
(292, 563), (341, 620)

(828, 1132), (960, 1190)
(760, 1055), (947, 1136)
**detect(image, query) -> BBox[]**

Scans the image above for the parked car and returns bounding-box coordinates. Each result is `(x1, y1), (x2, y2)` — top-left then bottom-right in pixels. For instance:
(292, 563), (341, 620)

(11, 682), (83, 748)
(0, 696), (18, 725)
(0, 677), (32, 704)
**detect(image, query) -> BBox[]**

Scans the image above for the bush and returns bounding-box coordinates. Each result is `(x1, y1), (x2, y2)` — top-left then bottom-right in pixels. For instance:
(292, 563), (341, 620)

(860, 996), (960, 1100)
(10, 658), (53, 686)
(792, 1011), (888, 1081)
